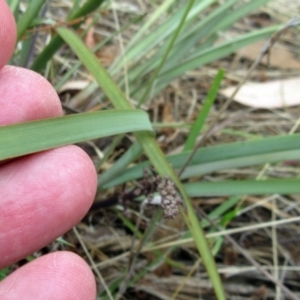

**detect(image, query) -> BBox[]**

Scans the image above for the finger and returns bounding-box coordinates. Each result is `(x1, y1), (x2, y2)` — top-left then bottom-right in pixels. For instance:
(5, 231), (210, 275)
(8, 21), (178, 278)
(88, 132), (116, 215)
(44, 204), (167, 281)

(0, 65), (62, 126)
(0, 0), (16, 69)
(0, 146), (97, 268)
(0, 251), (96, 300)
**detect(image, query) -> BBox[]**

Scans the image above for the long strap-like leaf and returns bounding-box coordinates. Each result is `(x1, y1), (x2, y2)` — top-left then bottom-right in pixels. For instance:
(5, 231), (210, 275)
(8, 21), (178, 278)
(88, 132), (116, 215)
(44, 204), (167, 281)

(0, 110), (153, 160)
(57, 26), (226, 300)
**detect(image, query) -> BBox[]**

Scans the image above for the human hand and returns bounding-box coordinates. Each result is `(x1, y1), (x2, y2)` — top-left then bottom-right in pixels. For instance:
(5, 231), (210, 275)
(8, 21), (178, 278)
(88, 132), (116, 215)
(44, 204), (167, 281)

(0, 1), (97, 299)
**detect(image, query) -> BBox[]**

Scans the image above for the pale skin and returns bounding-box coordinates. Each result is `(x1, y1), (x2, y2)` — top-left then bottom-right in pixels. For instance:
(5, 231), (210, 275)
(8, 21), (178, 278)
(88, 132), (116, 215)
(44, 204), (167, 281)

(0, 1), (97, 299)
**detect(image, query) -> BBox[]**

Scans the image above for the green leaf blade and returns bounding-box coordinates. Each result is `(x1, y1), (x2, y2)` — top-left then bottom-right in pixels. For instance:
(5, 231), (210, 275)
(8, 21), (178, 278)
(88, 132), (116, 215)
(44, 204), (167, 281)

(30, 0), (105, 72)
(16, 0), (46, 41)
(0, 110), (153, 160)
(184, 69), (224, 151)
(185, 179), (300, 196)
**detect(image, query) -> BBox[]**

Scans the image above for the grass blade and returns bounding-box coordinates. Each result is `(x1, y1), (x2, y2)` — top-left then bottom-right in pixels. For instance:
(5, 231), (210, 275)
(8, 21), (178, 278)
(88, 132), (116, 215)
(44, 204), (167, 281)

(0, 110), (153, 160)
(137, 0), (195, 107)
(16, 0), (46, 41)
(185, 179), (300, 196)
(184, 69), (224, 151)
(30, 0), (106, 72)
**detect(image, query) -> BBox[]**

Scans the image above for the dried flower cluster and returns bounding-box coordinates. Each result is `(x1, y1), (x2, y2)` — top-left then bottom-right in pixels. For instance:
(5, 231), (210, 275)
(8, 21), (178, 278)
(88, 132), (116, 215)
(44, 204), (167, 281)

(155, 176), (182, 218)
(136, 168), (182, 219)
(91, 168), (183, 219)
(131, 169), (182, 219)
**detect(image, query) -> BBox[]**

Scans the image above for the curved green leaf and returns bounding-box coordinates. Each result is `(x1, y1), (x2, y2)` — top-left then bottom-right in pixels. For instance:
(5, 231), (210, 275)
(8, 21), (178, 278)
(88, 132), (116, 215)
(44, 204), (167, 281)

(0, 110), (153, 160)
